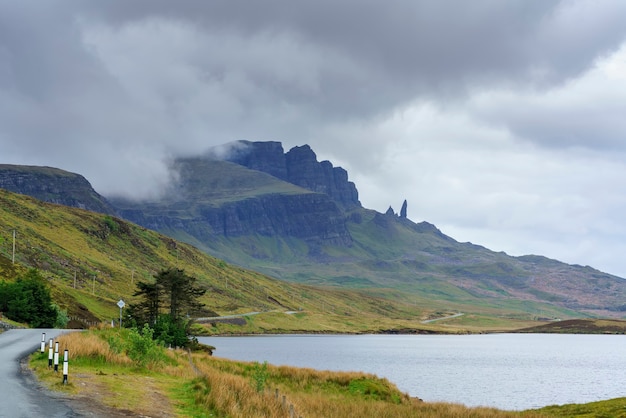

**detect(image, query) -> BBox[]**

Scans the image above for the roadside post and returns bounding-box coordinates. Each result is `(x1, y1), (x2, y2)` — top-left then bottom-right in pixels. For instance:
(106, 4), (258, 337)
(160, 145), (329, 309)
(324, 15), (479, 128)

(53, 341), (59, 372)
(62, 350), (69, 385)
(40, 333), (45, 353)
(47, 338), (53, 368)
(117, 299), (125, 328)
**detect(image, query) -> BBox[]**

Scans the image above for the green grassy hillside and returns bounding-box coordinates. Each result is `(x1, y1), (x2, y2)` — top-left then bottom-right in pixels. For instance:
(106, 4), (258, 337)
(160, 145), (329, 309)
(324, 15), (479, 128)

(184, 207), (615, 322)
(1, 188), (477, 333)
(113, 159), (311, 215)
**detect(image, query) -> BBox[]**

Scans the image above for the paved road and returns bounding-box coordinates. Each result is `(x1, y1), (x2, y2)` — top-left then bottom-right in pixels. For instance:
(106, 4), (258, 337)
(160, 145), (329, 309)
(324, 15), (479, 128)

(195, 311), (262, 321)
(420, 312), (465, 324)
(195, 310), (302, 321)
(0, 328), (80, 418)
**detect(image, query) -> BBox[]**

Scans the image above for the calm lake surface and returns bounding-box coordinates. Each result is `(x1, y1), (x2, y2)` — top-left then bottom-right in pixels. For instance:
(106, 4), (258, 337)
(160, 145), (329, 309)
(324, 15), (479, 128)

(197, 333), (626, 410)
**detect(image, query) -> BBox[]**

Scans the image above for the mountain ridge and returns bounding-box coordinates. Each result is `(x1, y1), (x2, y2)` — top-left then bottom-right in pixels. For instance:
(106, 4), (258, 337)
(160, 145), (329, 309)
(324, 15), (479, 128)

(2, 142), (626, 320)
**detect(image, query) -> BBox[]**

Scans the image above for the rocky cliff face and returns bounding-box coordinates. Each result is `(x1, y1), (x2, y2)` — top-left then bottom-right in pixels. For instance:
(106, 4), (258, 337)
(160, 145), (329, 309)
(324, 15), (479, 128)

(119, 192), (352, 248)
(112, 157), (354, 258)
(224, 141), (361, 209)
(0, 165), (117, 215)
(224, 141), (288, 180)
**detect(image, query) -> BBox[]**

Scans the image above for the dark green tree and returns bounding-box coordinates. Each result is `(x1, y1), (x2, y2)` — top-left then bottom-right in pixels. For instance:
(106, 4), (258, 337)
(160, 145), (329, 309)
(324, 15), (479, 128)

(128, 281), (161, 325)
(157, 268), (206, 320)
(128, 268), (206, 347)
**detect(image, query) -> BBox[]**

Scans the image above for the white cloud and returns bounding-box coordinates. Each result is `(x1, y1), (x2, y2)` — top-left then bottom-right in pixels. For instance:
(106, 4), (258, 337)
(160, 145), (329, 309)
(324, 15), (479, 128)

(325, 43), (626, 277)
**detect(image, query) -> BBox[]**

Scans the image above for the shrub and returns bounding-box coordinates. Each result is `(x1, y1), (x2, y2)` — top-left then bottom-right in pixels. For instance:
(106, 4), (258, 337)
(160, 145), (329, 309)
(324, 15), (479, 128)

(251, 361), (269, 393)
(126, 324), (163, 367)
(153, 314), (189, 348)
(53, 304), (69, 328)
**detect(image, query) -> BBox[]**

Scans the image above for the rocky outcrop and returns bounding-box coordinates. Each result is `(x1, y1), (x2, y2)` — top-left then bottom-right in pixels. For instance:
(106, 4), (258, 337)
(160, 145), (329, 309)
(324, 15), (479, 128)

(0, 165), (117, 215)
(400, 200), (408, 218)
(223, 141), (361, 209)
(285, 145), (360, 209)
(224, 140), (288, 180)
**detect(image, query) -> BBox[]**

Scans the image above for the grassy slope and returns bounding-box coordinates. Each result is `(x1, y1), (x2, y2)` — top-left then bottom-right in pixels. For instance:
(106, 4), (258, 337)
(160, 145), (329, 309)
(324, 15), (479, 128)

(112, 159), (312, 215)
(514, 318), (626, 334)
(229, 207), (593, 321)
(0, 188), (475, 333)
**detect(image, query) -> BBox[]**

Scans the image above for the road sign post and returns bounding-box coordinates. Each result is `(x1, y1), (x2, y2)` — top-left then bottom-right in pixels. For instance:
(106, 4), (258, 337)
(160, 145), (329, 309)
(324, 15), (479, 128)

(117, 299), (125, 328)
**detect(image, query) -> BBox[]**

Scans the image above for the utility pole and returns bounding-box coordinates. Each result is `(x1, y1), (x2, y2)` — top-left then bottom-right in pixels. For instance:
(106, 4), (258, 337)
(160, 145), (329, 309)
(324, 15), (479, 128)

(12, 229), (16, 264)
(92, 275), (95, 295)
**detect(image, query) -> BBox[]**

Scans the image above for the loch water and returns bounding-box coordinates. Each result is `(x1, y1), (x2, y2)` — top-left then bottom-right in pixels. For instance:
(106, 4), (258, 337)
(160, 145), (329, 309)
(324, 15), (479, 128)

(197, 333), (626, 410)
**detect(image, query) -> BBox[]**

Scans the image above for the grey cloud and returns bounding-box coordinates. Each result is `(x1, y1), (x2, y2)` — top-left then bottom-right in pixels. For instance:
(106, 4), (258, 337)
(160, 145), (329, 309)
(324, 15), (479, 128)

(2, 0), (626, 280)
(3, 0), (625, 153)
(78, 1), (626, 117)
(466, 47), (626, 152)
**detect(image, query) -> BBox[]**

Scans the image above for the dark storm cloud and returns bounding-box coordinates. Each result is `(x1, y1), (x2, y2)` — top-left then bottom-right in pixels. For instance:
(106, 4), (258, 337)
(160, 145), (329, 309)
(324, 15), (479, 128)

(0, 2), (161, 151)
(2, 0), (625, 156)
(75, 0), (626, 119)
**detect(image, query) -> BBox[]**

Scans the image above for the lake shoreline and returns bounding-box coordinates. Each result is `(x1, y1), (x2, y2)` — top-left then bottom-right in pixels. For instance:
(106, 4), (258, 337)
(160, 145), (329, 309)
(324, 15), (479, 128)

(200, 333), (626, 410)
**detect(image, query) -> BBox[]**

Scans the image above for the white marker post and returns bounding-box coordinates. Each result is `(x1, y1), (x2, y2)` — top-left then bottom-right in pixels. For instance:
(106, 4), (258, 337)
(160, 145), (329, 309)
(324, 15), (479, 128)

(48, 338), (53, 368)
(53, 341), (59, 372)
(62, 350), (69, 385)
(40, 333), (46, 353)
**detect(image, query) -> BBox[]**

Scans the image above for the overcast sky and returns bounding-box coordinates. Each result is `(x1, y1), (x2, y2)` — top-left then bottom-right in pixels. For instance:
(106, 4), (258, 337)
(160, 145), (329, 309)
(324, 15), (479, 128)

(2, 1), (626, 277)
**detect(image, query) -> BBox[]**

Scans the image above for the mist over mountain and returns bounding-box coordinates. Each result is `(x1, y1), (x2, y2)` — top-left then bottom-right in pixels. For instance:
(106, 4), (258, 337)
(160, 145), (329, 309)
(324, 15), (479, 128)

(2, 142), (626, 319)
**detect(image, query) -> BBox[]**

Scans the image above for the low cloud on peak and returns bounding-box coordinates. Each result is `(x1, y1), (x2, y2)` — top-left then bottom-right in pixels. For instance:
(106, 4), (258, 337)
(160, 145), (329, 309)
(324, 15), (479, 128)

(2, 1), (626, 276)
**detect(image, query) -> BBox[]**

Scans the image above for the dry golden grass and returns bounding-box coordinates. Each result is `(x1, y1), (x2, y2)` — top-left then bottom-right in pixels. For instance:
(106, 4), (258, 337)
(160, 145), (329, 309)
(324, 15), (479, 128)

(191, 355), (547, 418)
(55, 331), (132, 365)
(190, 372), (288, 417)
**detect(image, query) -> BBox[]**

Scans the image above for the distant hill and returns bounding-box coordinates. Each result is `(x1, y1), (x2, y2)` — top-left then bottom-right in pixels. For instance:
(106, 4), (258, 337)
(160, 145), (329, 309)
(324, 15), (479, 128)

(0, 164), (117, 215)
(3, 142), (626, 321)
